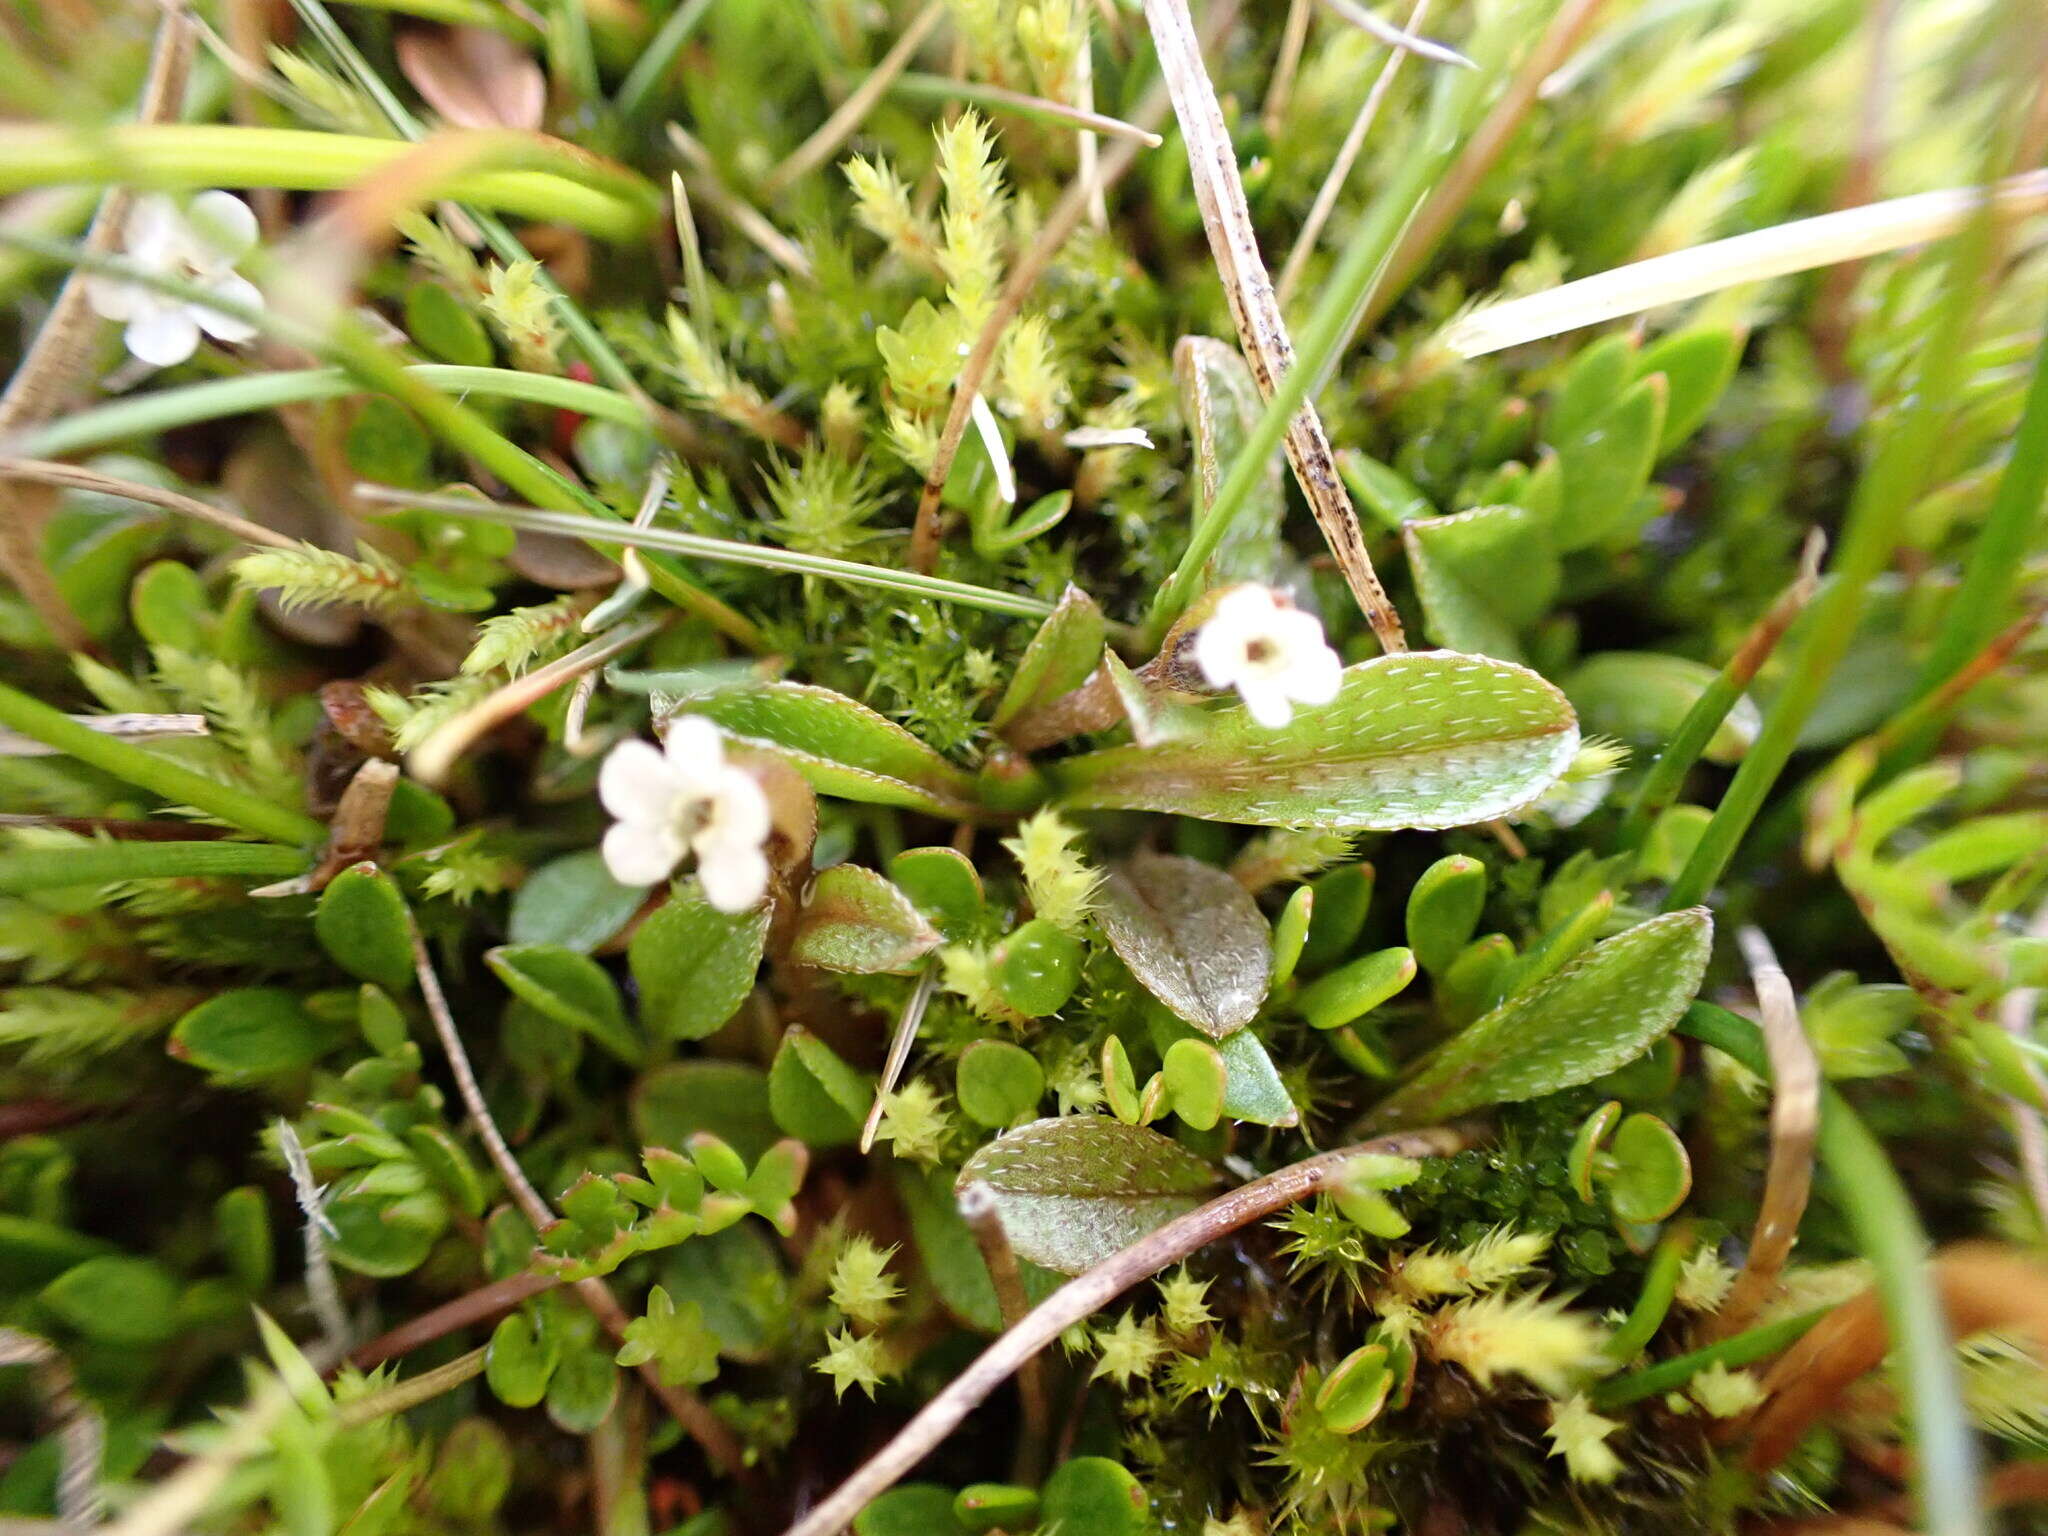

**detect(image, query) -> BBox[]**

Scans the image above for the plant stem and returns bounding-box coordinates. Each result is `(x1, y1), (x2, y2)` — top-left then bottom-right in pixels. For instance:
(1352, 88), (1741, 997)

(0, 683), (323, 848)
(782, 1126), (1471, 1536)
(614, 0), (716, 124)
(1617, 531), (1823, 852)
(1680, 1003), (1984, 1536)
(6, 366), (642, 460)
(1661, 189), (2001, 912)
(887, 74), (1164, 145)
(353, 485), (1059, 618)
(349, 1272), (557, 1371)
(334, 1346), (489, 1427)
(0, 124), (657, 239)
(0, 841), (304, 894)
(330, 0), (538, 36)
(764, 1), (948, 197)
(1145, 29), (1495, 645)
(1900, 302), (2048, 732)
(1590, 1308), (1826, 1410)
(0, 457), (295, 548)
(1603, 1220), (1691, 1365)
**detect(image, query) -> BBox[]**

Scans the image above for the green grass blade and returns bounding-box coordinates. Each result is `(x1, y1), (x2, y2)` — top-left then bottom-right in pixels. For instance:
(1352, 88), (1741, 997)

(0, 841), (305, 894)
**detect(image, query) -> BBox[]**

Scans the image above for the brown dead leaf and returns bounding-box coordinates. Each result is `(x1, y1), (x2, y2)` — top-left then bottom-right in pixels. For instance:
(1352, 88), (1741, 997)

(396, 26), (546, 131)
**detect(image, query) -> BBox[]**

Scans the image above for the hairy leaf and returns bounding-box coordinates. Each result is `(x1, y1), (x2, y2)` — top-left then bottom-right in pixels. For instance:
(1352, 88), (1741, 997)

(789, 866), (941, 974)
(630, 881), (770, 1038)
(1364, 908), (1713, 1131)
(955, 1116), (1221, 1274)
(1054, 652), (1579, 829)
(1097, 853), (1271, 1038)
(992, 584), (1105, 731)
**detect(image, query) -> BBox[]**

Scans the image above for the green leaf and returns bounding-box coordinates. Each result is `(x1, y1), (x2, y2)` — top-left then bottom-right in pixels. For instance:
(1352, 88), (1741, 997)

(1315, 1343), (1394, 1432)
(955, 1484), (1039, 1534)
(406, 1125), (486, 1218)
(1567, 651), (1761, 765)
(790, 866), (941, 974)
(1160, 1038), (1226, 1131)
(345, 397), (433, 487)
(215, 1186), (273, 1292)
(888, 846), (984, 940)
(991, 918), (1083, 1017)
(630, 881), (770, 1038)
(41, 1255), (179, 1345)
(486, 944), (642, 1066)
(131, 558), (210, 652)
(405, 280), (494, 367)
(314, 863), (415, 994)
(856, 1486), (967, 1536)
(633, 1061), (777, 1162)
(1149, 1013), (1299, 1128)
(1401, 506), (1558, 661)
(956, 1039), (1046, 1128)
(768, 1026), (873, 1147)
(991, 584), (1106, 731)
(1364, 909), (1713, 1131)
(170, 988), (334, 1078)
(422, 1419), (515, 1523)
(1338, 448), (1438, 530)
(1054, 652), (1580, 830)
(614, 1285), (720, 1386)
(1037, 1457), (1150, 1535)
(1606, 1112), (1693, 1224)
(1178, 335), (1286, 581)
(486, 1309), (558, 1407)
(1636, 326), (1740, 453)
(545, 1344), (619, 1434)
(954, 1116), (1220, 1275)
(323, 1186), (447, 1278)
(1299, 863), (1374, 972)
(1554, 373), (1667, 550)
(508, 849), (647, 953)
(1551, 333), (1638, 442)
(1296, 946), (1416, 1031)
(1094, 853), (1272, 1039)
(674, 683), (977, 816)
(1405, 855), (1488, 977)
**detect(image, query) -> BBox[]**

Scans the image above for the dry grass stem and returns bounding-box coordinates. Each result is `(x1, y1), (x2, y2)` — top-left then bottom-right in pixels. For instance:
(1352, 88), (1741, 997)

(1140, 0), (1406, 652)
(1447, 167), (2048, 357)
(0, 457), (297, 549)
(763, 1), (947, 197)
(1708, 927), (1821, 1341)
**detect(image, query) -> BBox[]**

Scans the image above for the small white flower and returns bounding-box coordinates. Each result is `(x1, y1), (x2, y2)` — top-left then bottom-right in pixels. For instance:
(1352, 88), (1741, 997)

(1191, 585), (1343, 729)
(85, 191), (264, 368)
(598, 716), (771, 912)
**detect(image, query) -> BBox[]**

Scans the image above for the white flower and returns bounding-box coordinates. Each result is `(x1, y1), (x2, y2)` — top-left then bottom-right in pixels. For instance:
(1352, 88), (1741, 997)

(1191, 585), (1343, 728)
(598, 716), (771, 912)
(85, 191), (263, 367)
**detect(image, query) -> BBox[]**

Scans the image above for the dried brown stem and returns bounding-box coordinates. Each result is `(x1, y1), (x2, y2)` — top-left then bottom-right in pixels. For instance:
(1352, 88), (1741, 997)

(1259, 0), (1313, 139)
(906, 0), (1241, 573)
(764, 1), (948, 197)
(861, 963), (938, 1154)
(1139, 0), (1405, 652)
(1708, 927), (1820, 1341)
(0, 457), (297, 549)
(956, 1181), (1051, 1481)
(349, 1271), (557, 1370)
(782, 1126), (1470, 1536)
(408, 925), (750, 1478)
(1352, 0), (1613, 339)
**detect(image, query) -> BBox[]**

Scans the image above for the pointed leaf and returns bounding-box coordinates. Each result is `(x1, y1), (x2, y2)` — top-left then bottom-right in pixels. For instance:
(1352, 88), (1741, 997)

(1566, 651), (1760, 764)
(992, 584), (1106, 730)
(1555, 373), (1666, 550)
(1095, 853), (1271, 1038)
(672, 682), (978, 816)
(1176, 335), (1285, 583)
(1055, 652), (1579, 830)
(768, 1026), (872, 1147)
(1364, 909), (1713, 1132)
(955, 1116), (1221, 1274)
(1401, 506), (1558, 662)
(790, 866), (941, 974)
(630, 880), (770, 1038)
(486, 944), (642, 1066)
(1635, 326), (1740, 453)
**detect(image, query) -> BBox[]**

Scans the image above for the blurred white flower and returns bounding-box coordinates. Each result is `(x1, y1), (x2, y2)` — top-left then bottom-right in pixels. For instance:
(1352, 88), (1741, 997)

(1192, 585), (1343, 728)
(599, 716), (771, 911)
(86, 191), (263, 367)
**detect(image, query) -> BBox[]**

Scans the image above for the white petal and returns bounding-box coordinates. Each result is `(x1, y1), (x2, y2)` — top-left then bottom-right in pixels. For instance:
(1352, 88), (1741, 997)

(1239, 680), (1296, 729)
(701, 768), (771, 848)
(1213, 584), (1280, 627)
(187, 191), (259, 261)
(603, 819), (686, 887)
(1192, 609), (1250, 688)
(194, 272), (263, 342)
(1287, 643), (1344, 705)
(695, 843), (769, 912)
(1267, 604), (1331, 656)
(661, 714), (728, 796)
(121, 196), (182, 261)
(598, 738), (677, 820)
(84, 274), (145, 322)
(123, 307), (200, 367)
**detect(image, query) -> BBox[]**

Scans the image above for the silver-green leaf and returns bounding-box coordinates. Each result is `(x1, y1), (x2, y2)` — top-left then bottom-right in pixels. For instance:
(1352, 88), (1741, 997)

(1053, 651), (1579, 829)
(955, 1116), (1221, 1275)
(1096, 853), (1272, 1039)
(1362, 908), (1713, 1132)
